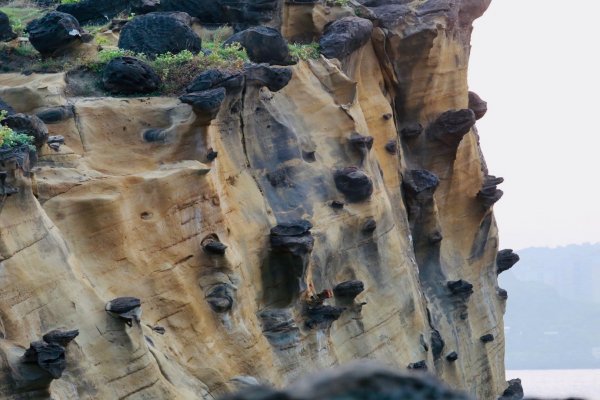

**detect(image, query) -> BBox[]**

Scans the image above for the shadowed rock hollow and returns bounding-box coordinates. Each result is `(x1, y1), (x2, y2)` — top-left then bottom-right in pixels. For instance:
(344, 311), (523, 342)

(0, 0), (514, 399)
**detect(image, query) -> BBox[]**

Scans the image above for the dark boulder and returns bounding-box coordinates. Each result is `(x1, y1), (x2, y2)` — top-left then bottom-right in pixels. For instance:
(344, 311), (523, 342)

(207, 149), (218, 161)
(447, 280), (474, 299)
(497, 249), (520, 274)
(26, 12), (84, 57)
(225, 26), (290, 65)
(480, 334), (494, 343)
(333, 280), (364, 300)
(403, 169), (439, 202)
(362, 218), (377, 233)
(333, 167), (373, 202)
(186, 69), (244, 93)
(270, 220), (314, 256)
(477, 174), (504, 209)
(105, 297), (142, 326)
(57, 0), (127, 25)
(385, 139), (397, 154)
(3, 113), (48, 149)
(400, 122), (423, 138)
(319, 17), (373, 59)
(244, 64), (292, 92)
(407, 360), (427, 371)
(498, 378), (524, 400)
(303, 304), (344, 329)
(428, 109), (476, 146)
(102, 57), (161, 95)
(446, 351), (458, 362)
(206, 283), (235, 313)
(180, 88), (226, 121)
(0, 11), (17, 42)
(468, 91), (487, 120)
(131, 0), (161, 14)
(36, 106), (74, 124)
(497, 288), (508, 300)
(222, 361), (471, 400)
(118, 12), (201, 57)
(431, 330), (445, 360)
(330, 200), (345, 209)
(42, 329), (79, 347)
(22, 341), (66, 379)
(348, 133), (373, 152)
(201, 233), (228, 255)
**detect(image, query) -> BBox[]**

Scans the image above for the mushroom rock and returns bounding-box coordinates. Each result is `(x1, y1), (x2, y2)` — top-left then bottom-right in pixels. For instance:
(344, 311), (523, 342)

(244, 64), (292, 92)
(407, 360), (427, 371)
(402, 169), (439, 201)
(105, 297), (142, 326)
(319, 17), (373, 60)
(180, 88), (226, 121)
(430, 330), (445, 361)
(333, 280), (365, 300)
(497, 288), (508, 300)
(348, 133), (374, 162)
(468, 91), (488, 120)
(270, 219), (314, 256)
(480, 334), (494, 343)
(42, 329), (79, 347)
(498, 378), (524, 400)
(186, 69), (244, 94)
(477, 175), (504, 209)
(0, 11), (17, 42)
(385, 140), (398, 154)
(26, 12), (84, 56)
(303, 304), (344, 330)
(446, 351), (458, 362)
(333, 167), (373, 203)
(428, 109), (476, 147)
(400, 123), (423, 138)
(3, 113), (49, 149)
(22, 341), (67, 379)
(201, 233), (228, 255)
(258, 309), (300, 349)
(36, 106), (74, 124)
(102, 56), (162, 95)
(118, 12), (201, 57)
(447, 280), (474, 299)
(206, 283), (235, 313)
(224, 26), (290, 65)
(496, 249), (520, 274)
(57, 0), (127, 25)
(362, 218), (377, 233)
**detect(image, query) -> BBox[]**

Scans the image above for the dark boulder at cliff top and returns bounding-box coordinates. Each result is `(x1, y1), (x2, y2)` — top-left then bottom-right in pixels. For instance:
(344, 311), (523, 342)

(497, 249), (520, 274)
(102, 57), (161, 95)
(320, 17), (373, 59)
(186, 69), (243, 93)
(0, 11), (17, 42)
(225, 26), (290, 65)
(26, 12), (84, 56)
(57, 0), (127, 25)
(118, 12), (201, 57)
(180, 88), (226, 121)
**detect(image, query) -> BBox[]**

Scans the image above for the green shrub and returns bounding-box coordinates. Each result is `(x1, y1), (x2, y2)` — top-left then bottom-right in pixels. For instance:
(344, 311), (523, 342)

(0, 111), (35, 151)
(60, 0), (80, 4)
(0, 6), (44, 36)
(326, 0), (350, 6)
(288, 42), (320, 61)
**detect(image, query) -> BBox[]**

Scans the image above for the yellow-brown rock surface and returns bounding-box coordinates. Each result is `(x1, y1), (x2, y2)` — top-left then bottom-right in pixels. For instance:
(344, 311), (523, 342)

(0, 0), (508, 399)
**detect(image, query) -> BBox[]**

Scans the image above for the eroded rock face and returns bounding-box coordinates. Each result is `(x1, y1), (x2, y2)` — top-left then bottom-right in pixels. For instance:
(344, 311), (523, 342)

(118, 12), (201, 56)
(0, 0), (509, 398)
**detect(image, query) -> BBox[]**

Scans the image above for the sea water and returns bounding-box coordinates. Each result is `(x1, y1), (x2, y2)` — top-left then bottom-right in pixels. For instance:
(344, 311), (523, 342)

(506, 369), (600, 399)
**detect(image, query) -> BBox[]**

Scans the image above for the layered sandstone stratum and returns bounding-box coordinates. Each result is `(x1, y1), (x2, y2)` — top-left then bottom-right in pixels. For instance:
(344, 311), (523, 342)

(0, 0), (517, 399)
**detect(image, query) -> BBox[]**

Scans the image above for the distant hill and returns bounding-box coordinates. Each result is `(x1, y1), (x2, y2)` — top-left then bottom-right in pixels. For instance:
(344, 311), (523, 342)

(501, 243), (600, 369)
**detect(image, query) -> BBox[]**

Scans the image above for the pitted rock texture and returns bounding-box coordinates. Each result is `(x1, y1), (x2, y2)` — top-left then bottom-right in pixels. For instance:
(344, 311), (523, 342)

(0, 0), (508, 399)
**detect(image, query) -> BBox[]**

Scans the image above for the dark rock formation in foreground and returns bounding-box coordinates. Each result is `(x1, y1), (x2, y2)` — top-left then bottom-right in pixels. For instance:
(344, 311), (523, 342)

(26, 12), (84, 56)
(102, 56), (161, 95)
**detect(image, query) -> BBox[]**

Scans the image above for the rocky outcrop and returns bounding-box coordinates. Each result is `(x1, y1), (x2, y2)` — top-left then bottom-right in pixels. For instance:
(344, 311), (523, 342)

(101, 56), (161, 95)
(497, 249), (520, 274)
(118, 12), (201, 56)
(26, 12), (84, 56)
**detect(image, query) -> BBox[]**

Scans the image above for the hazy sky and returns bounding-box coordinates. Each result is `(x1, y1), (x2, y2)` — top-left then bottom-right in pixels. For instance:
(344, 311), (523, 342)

(469, 0), (600, 250)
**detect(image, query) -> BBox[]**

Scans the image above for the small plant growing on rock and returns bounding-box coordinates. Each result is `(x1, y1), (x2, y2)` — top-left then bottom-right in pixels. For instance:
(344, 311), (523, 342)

(326, 0), (350, 6)
(288, 43), (320, 61)
(0, 111), (35, 151)
(60, 0), (81, 4)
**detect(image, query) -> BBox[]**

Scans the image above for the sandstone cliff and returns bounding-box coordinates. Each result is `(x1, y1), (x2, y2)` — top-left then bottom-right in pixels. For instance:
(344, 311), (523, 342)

(0, 0), (511, 399)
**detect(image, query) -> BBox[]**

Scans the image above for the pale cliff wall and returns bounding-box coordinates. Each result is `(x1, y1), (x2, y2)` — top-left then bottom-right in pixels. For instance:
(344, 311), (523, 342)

(0, 0), (509, 399)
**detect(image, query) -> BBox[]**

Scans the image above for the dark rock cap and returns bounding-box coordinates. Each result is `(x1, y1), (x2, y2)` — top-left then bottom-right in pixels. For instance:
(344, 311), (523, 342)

(333, 167), (373, 202)
(385, 140), (398, 154)
(407, 360), (427, 371)
(42, 329), (79, 347)
(320, 17), (373, 59)
(447, 280), (474, 298)
(429, 109), (476, 146)
(400, 123), (423, 138)
(480, 334), (494, 343)
(180, 88), (226, 120)
(333, 280), (365, 299)
(446, 351), (459, 362)
(201, 234), (228, 255)
(362, 218), (377, 233)
(304, 304), (345, 329)
(403, 169), (439, 199)
(206, 283), (235, 313)
(244, 64), (292, 92)
(468, 91), (487, 120)
(270, 220), (312, 237)
(22, 341), (67, 379)
(497, 249), (520, 274)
